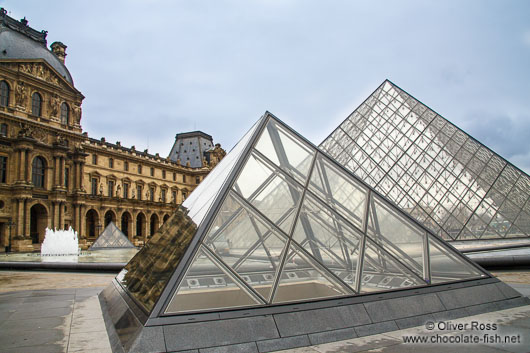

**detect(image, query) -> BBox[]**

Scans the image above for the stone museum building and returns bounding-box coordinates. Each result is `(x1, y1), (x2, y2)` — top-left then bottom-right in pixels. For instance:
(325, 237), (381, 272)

(0, 9), (225, 251)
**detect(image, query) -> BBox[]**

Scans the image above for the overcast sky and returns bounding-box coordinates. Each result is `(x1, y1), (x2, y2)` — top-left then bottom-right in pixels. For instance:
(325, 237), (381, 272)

(3, 1), (530, 172)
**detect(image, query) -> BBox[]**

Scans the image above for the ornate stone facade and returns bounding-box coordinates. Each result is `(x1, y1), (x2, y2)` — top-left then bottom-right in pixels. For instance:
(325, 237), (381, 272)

(0, 10), (224, 251)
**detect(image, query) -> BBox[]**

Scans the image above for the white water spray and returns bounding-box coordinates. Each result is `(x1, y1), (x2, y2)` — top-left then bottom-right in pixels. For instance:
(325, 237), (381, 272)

(41, 227), (79, 256)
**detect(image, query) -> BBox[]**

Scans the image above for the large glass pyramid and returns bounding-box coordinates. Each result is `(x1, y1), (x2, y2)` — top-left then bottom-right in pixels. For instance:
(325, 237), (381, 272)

(116, 112), (486, 318)
(89, 221), (135, 250)
(320, 80), (530, 241)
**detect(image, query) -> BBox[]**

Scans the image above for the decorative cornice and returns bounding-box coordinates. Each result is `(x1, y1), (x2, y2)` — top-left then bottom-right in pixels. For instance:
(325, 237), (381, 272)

(0, 8), (47, 45)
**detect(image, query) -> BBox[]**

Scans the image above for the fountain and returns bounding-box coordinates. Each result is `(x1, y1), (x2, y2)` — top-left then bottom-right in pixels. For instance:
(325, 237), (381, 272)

(41, 227), (79, 262)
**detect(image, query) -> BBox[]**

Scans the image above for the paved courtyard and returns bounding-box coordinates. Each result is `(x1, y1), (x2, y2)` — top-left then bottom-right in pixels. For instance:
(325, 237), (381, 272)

(0, 270), (529, 352)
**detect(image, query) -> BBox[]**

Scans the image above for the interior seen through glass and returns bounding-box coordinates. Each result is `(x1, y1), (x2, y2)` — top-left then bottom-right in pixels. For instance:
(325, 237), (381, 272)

(162, 116), (485, 315)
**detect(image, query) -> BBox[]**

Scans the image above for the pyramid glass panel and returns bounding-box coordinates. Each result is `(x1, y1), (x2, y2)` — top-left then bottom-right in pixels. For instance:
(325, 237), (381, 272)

(116, 208), (199, 312)
(183, 119), (260, 224)
(272, 242), (353, 303)
(292, 192), (362, 288)
(89, 221), (135, 250)
(320, 80), (530, 241)
(255, 119), (315, 185)
(428, 236), (482, 284)
(309, 154), (367, 229)
(204, 191), (288, 301)
(367, 194), (426, 279)
(115, 112), (488, 320)
(165, 247), (262, 313)
(234, 151), (302, 234)
(361, 237), (425, 293)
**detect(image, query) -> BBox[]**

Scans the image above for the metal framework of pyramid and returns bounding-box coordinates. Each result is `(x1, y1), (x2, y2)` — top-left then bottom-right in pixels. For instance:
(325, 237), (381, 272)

(320, 80), (530, 241)
(89, 222), (135, 250)
(100, 112), (527, 353)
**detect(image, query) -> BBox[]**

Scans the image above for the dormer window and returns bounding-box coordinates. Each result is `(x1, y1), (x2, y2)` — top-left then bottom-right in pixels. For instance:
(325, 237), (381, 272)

(31, 92), (42, 116)
(60, 102), (69, 125)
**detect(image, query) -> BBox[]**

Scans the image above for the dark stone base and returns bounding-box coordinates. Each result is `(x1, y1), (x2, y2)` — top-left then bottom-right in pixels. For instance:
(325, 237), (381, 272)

(99, 278), (530, 353)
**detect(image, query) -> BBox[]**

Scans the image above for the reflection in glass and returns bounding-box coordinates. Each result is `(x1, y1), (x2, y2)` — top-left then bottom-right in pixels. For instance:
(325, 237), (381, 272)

(361, 237), (425, 293)
(255, 119), (315, 185)
(292, 193), (362, 289)
(204, 192), (287, 301)
(273, 243), (353, 303)
(117, 207), (198, 312)
(165, 247), (261, 313)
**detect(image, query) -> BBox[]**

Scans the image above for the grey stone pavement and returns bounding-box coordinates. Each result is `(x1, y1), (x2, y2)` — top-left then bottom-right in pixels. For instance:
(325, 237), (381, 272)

(0, 274), (530, 353)
(0, 286), (111, 353)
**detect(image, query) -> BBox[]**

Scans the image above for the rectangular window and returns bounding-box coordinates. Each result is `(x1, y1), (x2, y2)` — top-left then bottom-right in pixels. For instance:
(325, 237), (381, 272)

(172, 190), (177, 204)
(109, 158), (114, 168)
(123, 183), (129, 199)
(91, 178), (98, 195)
(173, 172), (176, 181)
(150, 187), (155, 201)
(64, 167), (69, 188)
(137, 185), (142, 200)
(92, 154), (97, 165)
(161, 189), (166, 203)
(162, 170), (166, 179)
(138, 164), (142, 174)
(182, 191), (187, 200)
(108, 180), (115, 197)
(0, 124), (7, 137)
(150, 167), (154, 177)
(0, 156), (7, 183)
(195, 176), (200, 184)
(124, 161), (129, 171)
(183, 175), (186, 183)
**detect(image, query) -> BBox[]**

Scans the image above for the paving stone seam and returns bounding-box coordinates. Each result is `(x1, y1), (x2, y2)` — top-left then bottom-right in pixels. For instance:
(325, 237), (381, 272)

(65, 289), (77, 353)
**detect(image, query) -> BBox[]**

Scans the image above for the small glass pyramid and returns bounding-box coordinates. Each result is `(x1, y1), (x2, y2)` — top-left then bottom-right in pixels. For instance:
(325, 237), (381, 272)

(320, 80), (530, 241)
(116, 112), (487, 318)
(89, 221), (135, 250)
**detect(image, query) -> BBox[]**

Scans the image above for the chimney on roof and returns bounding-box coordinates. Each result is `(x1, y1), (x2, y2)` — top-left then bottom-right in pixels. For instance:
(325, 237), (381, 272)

(51, 41), (67, 64)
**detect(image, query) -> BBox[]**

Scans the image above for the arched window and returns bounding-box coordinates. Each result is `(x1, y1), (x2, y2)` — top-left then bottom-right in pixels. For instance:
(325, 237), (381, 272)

(32, 156), (46, 188)
(60, 102), (69, 125)
(31, 92), (42, 116)
(0, 81), (9, 107)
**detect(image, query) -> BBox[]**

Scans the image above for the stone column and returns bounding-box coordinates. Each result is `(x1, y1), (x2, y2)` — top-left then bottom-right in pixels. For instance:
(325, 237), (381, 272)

(79, 204), (86, 239)
(24, 149), (31, 183)
(72, 161), (78, 190)
(73, 204), (79, 234)
(16, 199), (24, 235)
(58, 202), (63, 230)
(79, 161), (84, 191)
(60, 157), (65, 187)
(23, 199), (30, 238)
(18, 150), (25, 182)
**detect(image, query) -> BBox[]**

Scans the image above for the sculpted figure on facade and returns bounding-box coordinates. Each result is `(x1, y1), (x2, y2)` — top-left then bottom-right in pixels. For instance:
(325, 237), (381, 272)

(48, 94), (59, 117)
(15, 81), (27, 108)
(18, 122), (33, 138)
(20, 63), (32, 75)
(72, 104), (82, 124)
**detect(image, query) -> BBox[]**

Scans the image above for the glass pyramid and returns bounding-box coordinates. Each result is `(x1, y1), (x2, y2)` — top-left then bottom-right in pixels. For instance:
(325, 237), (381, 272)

(320, 80), (530, 241)
(116, 112), (487, 318)
(89, 221), (135, 250)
